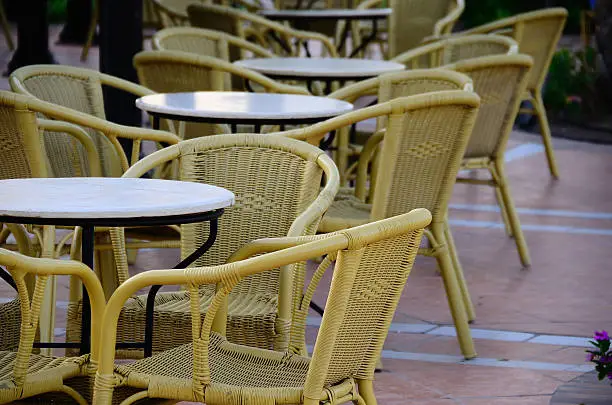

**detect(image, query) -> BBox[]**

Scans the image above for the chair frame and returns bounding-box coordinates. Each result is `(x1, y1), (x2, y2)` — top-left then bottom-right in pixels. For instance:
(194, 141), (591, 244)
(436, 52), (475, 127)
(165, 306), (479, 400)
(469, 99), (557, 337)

(441, 7), (569, 178)
(105, 133), (339, 357)
(92, 209), (432, 405)
(276, 92), (481, 359)
(0, 248), (105, 404)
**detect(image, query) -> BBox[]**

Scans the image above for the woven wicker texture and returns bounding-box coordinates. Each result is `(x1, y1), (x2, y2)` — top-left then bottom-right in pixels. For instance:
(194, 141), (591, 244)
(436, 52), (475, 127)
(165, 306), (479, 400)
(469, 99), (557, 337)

(0, 299), (21, 352)
(392, 34), (518, 68)
(0, 248), (106, 404)
(295, 92), (480, 359)
(100, 134), (338, 357)
(327, 69), (474, 185)
(10, 65), (178, 176)
(187, 3), (339, 57)
(445, 54), (534, 268)
(446, 8), (568, 177)
(92, 210), (431, 405)
(153, 26), (276, 63)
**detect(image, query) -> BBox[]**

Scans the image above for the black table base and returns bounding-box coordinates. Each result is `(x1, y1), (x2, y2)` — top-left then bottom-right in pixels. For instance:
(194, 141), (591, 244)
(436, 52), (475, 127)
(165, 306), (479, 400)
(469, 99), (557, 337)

(0, 209), (224, 355)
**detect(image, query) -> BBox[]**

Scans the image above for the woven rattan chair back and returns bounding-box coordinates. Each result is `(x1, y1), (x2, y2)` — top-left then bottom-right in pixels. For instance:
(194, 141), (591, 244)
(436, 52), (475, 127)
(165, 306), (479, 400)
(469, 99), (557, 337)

(387, 0), (464, 57)
(188, 3), (338, 57)
(9, 65), (151, 178)
(459, 8), (567, 92)
(307, 211), (429, 388)
(153, 27), (275, 62)
(393, 34), (518, 68)
(117, 133), (338, 351)
(444, 54), (533, 159)
(0, 92), (49, 180)
(178, 135), (329, 295)
(364, 92), (480, 221)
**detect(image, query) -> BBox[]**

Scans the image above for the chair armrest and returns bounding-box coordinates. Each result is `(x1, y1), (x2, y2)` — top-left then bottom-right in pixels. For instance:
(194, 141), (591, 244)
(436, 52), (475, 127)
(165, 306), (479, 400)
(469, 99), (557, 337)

(287, 28), (339, 58)
(37, 119), (103, 177)
(327, 77), (378, 102)
(0, 248), (106, 363)
(433, 0), (465, 36)
(30, 97), (180, 172)
(98, 73), (156, 99)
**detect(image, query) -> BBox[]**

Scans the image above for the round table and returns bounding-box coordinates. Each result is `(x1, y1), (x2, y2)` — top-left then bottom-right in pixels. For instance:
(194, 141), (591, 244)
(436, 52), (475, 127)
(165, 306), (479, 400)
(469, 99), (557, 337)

(136, 91), (354, 133)
(0, 177), (234, 355)
(234, 57), (405, 94)
(550, 371), (612, 404)
(259, 8), (392, 57)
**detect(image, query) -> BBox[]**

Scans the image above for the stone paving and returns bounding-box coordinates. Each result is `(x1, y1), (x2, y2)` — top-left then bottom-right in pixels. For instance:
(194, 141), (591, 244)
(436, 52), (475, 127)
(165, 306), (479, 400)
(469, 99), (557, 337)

(1, 26), (612, 404)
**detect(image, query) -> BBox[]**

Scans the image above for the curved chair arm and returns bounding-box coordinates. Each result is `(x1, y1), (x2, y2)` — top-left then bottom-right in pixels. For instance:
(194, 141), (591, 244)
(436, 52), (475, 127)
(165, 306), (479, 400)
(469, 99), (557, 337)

(10, 64), (156, 101)
(153, 27), (277, 59)
(0, 248), (106, 363)
(284, 27), (339, 58)
(121, 143), (181, 179)
(134, 50), (310, 95)
(37, 119), (103, 177)
(23, 95), (180, 172)
(327, 77), (379, 103)
(433, 0), (465, 36)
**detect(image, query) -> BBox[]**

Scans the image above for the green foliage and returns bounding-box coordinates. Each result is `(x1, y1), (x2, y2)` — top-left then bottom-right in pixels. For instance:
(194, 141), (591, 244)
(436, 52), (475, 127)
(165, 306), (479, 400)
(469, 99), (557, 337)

(48, 0), (67, 22)
(544, 47), (599, 118)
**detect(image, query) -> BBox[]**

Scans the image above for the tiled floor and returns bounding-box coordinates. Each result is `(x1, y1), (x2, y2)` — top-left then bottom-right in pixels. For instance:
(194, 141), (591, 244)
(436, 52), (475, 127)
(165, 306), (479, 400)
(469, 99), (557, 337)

(1, 26), (612, 404)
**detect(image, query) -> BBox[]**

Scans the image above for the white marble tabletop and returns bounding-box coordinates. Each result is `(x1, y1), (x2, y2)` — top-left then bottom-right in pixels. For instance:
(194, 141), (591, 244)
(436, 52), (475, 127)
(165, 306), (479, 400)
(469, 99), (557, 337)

(259, 8), (392, 20)
(136, 91), (353, 120)
(234, 57), (405, 79)
(0, 178), (235, 219)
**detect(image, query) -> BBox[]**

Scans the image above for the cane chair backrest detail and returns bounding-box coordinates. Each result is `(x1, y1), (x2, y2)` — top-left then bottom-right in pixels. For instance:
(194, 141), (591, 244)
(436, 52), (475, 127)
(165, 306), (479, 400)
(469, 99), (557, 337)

(444, 54), (533, 159)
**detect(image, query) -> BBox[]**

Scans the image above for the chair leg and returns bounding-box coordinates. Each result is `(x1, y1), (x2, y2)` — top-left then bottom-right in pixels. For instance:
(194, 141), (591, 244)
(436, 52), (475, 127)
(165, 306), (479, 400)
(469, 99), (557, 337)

(492, 160), (531, 267)
(0, 1), (14, 51)
(443, 220), (475, 322)
(494, 183), (513, 237)
(432, 222), (476, 359)
(532, 91), (560, 178)
(39, 225), (57, 356)
(357, 380), (377, 405)
(80, 0), (98, 61)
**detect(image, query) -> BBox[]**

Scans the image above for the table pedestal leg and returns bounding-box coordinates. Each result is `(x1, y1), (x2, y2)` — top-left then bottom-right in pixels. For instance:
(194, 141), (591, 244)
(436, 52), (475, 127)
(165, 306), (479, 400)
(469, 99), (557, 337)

(80, 225), (95, 355)
(143, 217), (220, 357)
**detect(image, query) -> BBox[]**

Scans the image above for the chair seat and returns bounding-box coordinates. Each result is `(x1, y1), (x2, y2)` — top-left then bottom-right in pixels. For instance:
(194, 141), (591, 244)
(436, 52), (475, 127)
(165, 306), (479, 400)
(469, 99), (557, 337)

(69, 288), (280, 357)
(318, 196), (372, 233)
(0, 351), (89, 402)
(114, 332), (311, 404)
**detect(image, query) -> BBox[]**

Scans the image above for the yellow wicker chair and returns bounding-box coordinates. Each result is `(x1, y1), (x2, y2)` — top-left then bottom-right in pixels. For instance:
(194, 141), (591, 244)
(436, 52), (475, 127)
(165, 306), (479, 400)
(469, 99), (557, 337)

(392, 34), (519, 68)
(444, 54), (534, 268)
(152, 26), (276, 62)
(133, 49), (309, 138)
(148, 0), (202, 27)
(354, 0), (464, 59)
(327, 68), (474, 185)
(0, 248), (105, 404)
(0, 0), (13, 51)
(187, 2), (339, 57)
(277, 92), (480, 359)
(9, 64), (176, 178)
(436, 8), (568, 178)
(92, 209), (431, 405)
(86, 134), (339, 359)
